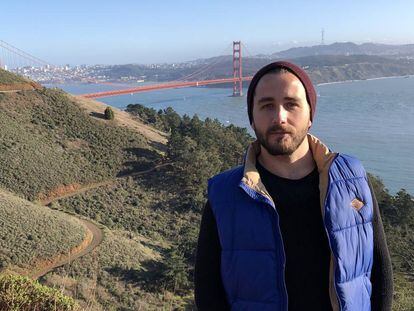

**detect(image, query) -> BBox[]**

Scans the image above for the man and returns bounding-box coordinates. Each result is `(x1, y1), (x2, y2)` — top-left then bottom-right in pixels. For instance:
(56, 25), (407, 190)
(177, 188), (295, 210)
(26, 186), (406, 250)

(194, 61), (393, 310)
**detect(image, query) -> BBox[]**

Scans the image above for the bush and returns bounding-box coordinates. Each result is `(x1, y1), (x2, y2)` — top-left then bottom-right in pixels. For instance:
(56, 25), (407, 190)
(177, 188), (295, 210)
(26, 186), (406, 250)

(104, 106), (114, 120)
(0, 274), (79, 310)
(159, 246), (189, 294)
(126, 104), (181, 132)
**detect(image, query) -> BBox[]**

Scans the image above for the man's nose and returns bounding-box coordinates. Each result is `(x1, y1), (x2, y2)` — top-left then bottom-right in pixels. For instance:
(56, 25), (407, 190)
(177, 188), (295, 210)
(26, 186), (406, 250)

(273, 106), (288, 124)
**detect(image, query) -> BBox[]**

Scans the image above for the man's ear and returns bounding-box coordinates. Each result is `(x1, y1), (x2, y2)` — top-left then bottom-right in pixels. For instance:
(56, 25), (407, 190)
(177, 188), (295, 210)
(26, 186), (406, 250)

(308, 119), (312, 129)
(251, 121), (256, 131)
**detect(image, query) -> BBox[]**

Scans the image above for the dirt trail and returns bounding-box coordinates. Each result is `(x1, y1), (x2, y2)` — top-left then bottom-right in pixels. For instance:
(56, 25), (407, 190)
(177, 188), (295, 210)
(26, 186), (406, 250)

(41, 180), (113, 206)
(41, 162), (172, 206)
(29, 217), (103, 280)
(31, 162), (171, 279)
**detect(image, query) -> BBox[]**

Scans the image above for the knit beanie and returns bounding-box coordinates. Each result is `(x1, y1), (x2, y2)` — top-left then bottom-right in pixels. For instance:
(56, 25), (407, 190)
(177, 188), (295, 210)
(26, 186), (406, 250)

(247, 61), (317, 124)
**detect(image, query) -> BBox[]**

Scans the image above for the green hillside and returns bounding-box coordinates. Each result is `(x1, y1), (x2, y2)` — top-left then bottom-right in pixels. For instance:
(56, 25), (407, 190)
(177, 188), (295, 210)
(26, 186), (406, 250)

(0, 68), (40, 91)
(0, 88), (152, 201)
(0, 274), (80, 310)
(0, 190), (86, 274)
(0, 68), (28, 84)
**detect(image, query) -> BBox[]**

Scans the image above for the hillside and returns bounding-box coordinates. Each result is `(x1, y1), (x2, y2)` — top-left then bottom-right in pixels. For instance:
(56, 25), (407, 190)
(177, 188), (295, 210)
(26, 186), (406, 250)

(271, 42), (414, 59)
(100, 53), (414, 86)
(292, 55), (414, 84)
(0, 79), (186, 309)
(0, 87), (159, 201)
(0, 68), (41, 91)
(0, 190), (87, 275)
(71, 95), (168, 145)
(0, 274), (80, 310)
(193, 54), (414, 85)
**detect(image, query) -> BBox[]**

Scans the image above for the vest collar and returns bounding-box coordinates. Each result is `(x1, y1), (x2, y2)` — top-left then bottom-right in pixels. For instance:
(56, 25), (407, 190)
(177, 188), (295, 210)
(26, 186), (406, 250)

(241, 133), (338, 207)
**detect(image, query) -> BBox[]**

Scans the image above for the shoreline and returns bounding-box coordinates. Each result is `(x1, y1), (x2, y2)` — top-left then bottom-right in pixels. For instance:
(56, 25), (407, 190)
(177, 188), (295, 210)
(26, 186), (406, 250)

(317, 74), (414, 87)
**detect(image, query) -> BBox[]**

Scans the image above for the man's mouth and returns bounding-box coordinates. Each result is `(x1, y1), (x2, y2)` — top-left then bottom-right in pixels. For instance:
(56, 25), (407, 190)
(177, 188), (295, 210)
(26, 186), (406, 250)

(268, 131), (290, 135)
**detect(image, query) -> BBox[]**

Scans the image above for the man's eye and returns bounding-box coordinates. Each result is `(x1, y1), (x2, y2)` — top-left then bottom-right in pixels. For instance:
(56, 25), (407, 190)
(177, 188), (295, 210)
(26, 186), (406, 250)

(262, 104), (272, 109)
(286, 102), (298, 108)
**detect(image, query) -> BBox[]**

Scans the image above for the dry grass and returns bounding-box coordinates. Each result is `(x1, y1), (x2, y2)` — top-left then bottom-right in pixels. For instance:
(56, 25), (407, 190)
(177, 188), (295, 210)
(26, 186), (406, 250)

(0, 68), (41, 91)
(0, 274), (80, 310)
(0, 88), (152, 200)
(70, 94), (168, 145)
(41, 229), (184, 310)
(0, 190), (86, 274)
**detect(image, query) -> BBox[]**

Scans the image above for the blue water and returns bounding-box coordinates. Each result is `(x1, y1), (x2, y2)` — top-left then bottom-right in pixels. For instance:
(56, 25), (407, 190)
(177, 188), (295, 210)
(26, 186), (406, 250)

(46, 77), (414, 194)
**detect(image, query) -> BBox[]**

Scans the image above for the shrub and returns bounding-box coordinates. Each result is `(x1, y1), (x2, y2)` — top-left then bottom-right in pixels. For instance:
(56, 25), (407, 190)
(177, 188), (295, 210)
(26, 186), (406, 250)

(0, 274), (79, 310)
(159, 246), (189, 294)
(104, 106), (114, 120)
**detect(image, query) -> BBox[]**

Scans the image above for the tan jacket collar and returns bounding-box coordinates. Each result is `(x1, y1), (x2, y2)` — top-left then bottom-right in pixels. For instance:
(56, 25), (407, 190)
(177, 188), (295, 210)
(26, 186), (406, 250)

(241, 133), (338, 205)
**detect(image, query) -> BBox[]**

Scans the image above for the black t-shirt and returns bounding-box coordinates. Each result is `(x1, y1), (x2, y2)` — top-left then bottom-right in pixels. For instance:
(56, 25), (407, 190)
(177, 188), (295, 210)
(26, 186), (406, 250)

(256, 160), (332, 310)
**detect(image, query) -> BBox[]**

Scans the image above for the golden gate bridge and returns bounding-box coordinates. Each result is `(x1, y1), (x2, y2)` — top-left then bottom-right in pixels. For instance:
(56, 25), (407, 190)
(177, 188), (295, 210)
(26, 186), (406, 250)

(0, 40), (253, 99)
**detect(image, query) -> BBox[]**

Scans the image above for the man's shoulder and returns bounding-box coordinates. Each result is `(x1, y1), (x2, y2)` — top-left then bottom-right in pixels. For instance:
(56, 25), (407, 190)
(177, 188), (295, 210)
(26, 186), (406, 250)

(208, 165), (244, 186)
(331, 153), (367, 180)
(335, 153), (365, 168)
(207, 165), (244, 203)
(208, 165), (244, 188)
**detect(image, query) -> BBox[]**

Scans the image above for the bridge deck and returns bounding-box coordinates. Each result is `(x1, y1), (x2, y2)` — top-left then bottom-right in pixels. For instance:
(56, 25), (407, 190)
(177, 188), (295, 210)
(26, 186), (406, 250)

(81, 77), (253, 99)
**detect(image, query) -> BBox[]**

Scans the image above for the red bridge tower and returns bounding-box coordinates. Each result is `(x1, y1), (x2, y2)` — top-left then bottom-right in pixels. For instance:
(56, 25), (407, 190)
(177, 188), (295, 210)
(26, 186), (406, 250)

(232, 41), (243, 96)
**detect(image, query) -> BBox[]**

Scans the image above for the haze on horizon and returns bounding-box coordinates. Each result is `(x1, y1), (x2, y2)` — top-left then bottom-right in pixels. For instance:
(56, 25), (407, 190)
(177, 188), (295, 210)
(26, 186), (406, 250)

(1, 0), (413, 65)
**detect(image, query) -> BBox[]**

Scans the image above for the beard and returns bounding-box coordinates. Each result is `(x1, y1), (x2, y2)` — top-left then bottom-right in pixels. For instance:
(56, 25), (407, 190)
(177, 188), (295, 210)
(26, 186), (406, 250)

(254, 123), (308, 156)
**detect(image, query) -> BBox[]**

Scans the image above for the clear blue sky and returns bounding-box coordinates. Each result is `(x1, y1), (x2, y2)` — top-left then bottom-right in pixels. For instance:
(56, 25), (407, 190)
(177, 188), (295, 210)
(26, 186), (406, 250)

(1, 0), (413, 65)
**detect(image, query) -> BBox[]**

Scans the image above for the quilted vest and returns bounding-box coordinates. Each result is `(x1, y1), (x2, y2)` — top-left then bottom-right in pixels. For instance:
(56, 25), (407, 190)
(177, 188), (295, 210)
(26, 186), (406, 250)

(207, 136), (373, 311)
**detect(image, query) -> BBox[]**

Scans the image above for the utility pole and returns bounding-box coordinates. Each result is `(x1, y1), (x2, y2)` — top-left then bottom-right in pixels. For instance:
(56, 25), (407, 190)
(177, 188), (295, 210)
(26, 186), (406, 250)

(321, 28), (325, 45)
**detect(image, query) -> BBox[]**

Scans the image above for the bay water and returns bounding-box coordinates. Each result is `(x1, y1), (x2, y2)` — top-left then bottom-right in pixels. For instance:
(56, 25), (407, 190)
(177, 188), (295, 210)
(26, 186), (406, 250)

(47, 76), (414, 194)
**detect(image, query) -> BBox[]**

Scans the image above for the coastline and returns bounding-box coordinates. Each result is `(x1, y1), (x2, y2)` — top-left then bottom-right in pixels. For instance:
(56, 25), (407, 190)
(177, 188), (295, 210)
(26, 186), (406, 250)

(317, 74), (414, 87)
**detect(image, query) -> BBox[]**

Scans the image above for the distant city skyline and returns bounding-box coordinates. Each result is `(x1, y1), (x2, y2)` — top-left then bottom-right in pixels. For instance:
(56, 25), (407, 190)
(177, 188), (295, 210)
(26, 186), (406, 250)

(1, 0), (414, 65)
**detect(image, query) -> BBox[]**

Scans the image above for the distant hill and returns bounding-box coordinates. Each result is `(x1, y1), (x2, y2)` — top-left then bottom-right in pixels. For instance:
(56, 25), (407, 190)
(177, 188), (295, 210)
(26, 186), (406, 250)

(271, 42), (414, 59)
(185, 54), (414, 84)
(102, 42), (414, 85)
(290, 54), (414, 84)
(168, 54), (414, 85)
(186, 42), (414, 83)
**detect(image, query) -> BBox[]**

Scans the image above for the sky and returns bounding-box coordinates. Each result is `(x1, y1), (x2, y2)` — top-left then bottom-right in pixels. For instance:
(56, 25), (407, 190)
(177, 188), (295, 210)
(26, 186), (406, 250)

(1, 0), (414, 65)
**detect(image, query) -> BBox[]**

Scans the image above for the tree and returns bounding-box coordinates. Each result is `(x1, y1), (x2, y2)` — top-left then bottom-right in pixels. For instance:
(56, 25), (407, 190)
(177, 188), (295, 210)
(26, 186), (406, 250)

(393, 189), (414, 225)
(160, 246), (189, 293)
(104, 106), (114, 120)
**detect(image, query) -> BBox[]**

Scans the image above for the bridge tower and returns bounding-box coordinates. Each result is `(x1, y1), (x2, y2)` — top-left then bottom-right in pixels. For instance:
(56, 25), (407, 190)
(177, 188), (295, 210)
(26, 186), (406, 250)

(232, 41), (243, 96)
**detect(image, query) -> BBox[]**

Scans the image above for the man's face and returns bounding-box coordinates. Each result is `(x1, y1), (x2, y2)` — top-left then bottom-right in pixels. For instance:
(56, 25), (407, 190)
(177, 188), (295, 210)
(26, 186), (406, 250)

(251, 72), (312, 156)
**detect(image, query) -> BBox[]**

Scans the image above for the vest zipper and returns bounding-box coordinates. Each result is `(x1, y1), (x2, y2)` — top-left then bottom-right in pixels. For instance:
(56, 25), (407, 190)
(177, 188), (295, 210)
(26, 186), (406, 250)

(240, 183), (289, 310)
(272, 204), (289, 311)
(260, 192), (289, 310)
(264, 195), (288, 311)
(322, 221), (341, 310)
(321, 154), (342, 311)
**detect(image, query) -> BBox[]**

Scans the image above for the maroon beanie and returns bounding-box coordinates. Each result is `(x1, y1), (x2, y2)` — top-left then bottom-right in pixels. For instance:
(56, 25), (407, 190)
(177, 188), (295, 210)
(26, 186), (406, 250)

(247, 61), (317, 124)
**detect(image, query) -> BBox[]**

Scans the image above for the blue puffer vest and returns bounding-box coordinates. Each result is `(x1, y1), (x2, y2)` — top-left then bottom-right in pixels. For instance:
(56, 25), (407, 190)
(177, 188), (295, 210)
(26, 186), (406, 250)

(207, 135), (373, 311)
